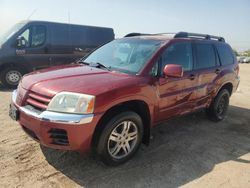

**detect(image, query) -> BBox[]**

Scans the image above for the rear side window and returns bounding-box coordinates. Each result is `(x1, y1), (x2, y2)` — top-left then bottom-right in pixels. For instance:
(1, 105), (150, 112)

(216, 44), (234, 65)
(195, 43), (216, 69)
(161, 42), (193, 72)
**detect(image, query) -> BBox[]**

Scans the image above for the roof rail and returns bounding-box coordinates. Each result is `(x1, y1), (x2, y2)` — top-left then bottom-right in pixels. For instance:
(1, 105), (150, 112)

(124, 33), (152, 37)
(124, 32), (175, 37)
(174, 32), (225, 42)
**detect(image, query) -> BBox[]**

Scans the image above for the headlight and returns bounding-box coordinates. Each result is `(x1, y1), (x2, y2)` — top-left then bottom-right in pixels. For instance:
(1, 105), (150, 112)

(47, 92), (95, 114)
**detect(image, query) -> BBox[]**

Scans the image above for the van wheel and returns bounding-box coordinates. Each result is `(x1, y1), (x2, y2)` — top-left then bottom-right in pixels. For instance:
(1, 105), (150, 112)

(0, 67), (24, 88)
(97, 111), (143, 166)
(206, 89), (230, 122)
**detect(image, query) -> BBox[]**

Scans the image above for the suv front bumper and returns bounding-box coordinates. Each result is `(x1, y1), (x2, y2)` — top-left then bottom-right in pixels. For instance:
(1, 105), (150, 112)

(10, 90), (102, 152)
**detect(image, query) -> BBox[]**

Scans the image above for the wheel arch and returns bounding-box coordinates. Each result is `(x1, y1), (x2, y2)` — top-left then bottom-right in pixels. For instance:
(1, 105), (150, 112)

(0, 62), (31, 74)
(216, 82), (233, 97)
(91, 99), (152, 148)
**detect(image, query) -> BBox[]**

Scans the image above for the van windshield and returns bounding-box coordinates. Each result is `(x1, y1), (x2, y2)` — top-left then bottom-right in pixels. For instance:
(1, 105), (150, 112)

(0, 23), (25, 45)
(83, 38), (162, 74)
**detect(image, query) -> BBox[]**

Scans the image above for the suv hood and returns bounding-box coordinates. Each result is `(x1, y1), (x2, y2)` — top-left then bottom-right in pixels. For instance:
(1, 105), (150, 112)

(21, 64), (139, 97)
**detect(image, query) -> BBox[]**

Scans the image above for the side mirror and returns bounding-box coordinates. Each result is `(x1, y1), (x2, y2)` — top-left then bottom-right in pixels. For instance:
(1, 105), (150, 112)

(163, 64), (183, 78)
(16, 36), (26, 48)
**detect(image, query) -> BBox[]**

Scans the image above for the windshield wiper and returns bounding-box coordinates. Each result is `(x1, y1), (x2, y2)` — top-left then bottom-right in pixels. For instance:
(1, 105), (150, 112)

(77, 60), (111, 71)
(77, 59), (90, 65)
(90, 62), (111, 71)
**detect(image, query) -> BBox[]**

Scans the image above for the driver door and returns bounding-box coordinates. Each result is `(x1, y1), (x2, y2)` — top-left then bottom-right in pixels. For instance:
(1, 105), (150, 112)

(16, 25), (51, 70)
(155, 41), (198, 122)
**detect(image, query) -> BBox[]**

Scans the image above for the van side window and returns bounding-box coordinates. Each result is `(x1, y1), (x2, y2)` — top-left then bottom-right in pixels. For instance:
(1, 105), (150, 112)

(18, 29), (30, 47)
(216, 44), (234, 65)
(18, 26), (46, 48)
(31, 26), (46, 47)
(160, 42), (193, 74)
(195, 43), (216, 69)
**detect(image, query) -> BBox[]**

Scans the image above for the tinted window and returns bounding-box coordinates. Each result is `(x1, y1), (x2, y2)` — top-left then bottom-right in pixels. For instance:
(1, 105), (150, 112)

(195, 43), (216, 69)
(216, 44), (234, 65)
(161, 42), (193, 72)
(31, 25), (46, 47)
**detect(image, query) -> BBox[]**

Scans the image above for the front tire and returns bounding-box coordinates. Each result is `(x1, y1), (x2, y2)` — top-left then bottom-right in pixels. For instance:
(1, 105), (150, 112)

(206, 89), (230, 122)
(97, 111), (143, 166)
(0, 66), (25, 88)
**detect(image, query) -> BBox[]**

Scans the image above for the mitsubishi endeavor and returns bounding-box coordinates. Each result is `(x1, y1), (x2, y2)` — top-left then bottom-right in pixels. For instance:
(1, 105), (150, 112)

(9, 32), (240, 165)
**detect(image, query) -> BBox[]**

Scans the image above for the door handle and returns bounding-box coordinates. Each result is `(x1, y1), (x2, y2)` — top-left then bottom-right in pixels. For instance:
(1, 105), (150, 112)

(215, 69), (221, 74)
(189, 74), (195, 80)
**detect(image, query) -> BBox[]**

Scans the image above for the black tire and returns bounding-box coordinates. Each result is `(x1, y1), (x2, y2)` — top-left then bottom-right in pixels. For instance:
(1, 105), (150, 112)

(206, 89), (230, 122)
(97, 111), (143, 166)
(0, 66), (25, 89)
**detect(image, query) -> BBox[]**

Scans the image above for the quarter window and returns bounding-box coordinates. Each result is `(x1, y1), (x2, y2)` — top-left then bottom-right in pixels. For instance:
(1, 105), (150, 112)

(216, 44), (234, 65)
(161, 42), (193, 73)
(195, 43), (216, 69)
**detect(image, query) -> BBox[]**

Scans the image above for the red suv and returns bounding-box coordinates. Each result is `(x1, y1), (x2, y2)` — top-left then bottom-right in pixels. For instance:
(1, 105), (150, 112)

(9, 32), (240, 165)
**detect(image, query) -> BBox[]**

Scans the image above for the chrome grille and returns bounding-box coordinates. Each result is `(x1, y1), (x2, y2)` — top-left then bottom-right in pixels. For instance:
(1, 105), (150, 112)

(26, 91), (51, 111)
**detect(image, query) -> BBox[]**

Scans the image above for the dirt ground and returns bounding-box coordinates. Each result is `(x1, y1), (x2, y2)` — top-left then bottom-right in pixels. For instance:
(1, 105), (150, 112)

(0, 64), (249, 188)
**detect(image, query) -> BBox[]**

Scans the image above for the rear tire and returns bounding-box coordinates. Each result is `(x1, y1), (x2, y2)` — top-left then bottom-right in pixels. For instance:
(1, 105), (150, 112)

(0, 66), (25, 89)
(206, 89), (230, 122)
(97, 111), (143, 166)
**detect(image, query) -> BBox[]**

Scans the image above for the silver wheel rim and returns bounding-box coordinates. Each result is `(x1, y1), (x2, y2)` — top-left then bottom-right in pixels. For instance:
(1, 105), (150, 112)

(6, 70), (22, 85)
(108, 121), (138, 159)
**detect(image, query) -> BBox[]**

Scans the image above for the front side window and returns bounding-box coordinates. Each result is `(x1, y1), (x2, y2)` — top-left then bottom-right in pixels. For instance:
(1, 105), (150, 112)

(18, 28), (30, 47)
(160, 42), (193, 74)
(195, 43), (216, 69)
(84, 38), (162, 74)
(17, 25), (46, 48)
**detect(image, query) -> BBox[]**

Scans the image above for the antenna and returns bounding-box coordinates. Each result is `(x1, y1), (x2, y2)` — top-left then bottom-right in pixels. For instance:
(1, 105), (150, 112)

(27, 9), (37, 20)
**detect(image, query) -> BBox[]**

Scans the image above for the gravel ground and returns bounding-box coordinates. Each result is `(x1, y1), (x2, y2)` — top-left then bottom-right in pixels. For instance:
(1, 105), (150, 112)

(0, 64), (249, 188)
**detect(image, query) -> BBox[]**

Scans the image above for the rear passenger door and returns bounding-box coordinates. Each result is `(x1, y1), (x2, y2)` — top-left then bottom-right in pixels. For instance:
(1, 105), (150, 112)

(193, 42), (220, 107)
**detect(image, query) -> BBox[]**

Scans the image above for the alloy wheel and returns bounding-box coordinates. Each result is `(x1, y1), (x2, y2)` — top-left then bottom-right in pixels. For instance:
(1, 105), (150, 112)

(107, 120), (138, 159)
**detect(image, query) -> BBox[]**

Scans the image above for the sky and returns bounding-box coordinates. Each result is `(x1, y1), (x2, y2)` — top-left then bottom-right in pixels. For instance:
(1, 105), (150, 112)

(0, 0), (249, 51)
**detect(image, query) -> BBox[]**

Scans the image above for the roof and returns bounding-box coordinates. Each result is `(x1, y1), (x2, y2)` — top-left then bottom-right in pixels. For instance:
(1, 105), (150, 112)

(18, 20), (114, 30)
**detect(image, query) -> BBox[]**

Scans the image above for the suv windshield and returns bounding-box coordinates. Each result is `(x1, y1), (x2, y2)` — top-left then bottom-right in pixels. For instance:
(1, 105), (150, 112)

(0, 23), (25, 45)
(83, 38), (162, 74)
